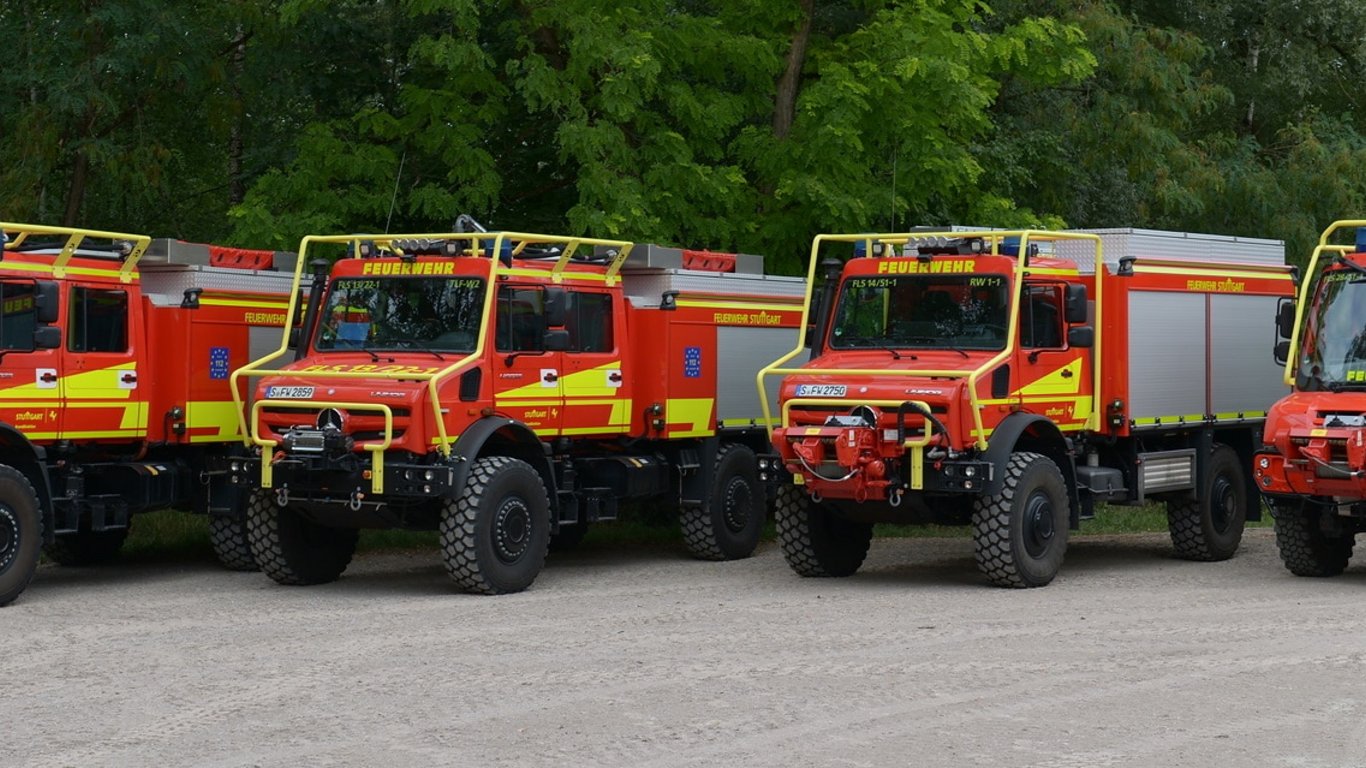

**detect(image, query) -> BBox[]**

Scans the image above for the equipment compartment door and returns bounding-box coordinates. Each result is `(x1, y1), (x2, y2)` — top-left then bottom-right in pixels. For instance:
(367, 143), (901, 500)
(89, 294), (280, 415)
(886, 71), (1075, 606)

(1013, 283), (1092, 431)
(60, 284), (148, 441)
(491, 285), (563, 435)
(560, 291), (630, 435)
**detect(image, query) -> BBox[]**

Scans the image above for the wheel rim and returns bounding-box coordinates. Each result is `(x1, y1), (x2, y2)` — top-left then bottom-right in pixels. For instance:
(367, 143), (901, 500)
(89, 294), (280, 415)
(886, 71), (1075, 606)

(493, 497), (532, 564)
(1022, 490), (1055, 558)
(722, 477), (752, 534)
(1210, 474), (1236, 534)
(0, 505), (15, 571)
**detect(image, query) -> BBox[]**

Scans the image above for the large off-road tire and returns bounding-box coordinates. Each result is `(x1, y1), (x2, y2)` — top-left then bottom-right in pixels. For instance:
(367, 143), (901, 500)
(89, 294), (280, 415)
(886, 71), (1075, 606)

(775, 482), (873, 577)
(680, 443), (765, 561)
(1166, 444), (1246, 561)
(44, 524), (130, 567)
(247, 489), (358, 586)
(1273, 501), (1355, 577)
(0, 466), (43, 607)
(973, 451), (1069, 588)
(208, 515), (258, 572)
(440, 456), (551, 595)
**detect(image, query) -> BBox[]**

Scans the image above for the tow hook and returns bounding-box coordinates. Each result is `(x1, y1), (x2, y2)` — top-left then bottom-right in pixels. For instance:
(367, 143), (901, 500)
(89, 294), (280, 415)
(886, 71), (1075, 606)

(889, 489), (904, 508)
(275, 487), (289, 507)
(349, 491), (364, 512)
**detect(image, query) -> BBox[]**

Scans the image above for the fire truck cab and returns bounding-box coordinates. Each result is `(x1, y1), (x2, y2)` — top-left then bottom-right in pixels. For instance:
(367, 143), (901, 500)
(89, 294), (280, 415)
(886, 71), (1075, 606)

(230, 228), (805, 594)
(761, 228), (1294, 587)
(1255, 220), (1366, 576)
(0, 223), (299, 606)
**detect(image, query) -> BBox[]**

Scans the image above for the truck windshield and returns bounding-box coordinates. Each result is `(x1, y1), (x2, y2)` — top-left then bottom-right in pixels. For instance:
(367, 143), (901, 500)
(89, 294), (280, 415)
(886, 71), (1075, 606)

(315, 276), (486, 353)
(1300, 271), (1366, 389)
(829, 274), (1009, 351)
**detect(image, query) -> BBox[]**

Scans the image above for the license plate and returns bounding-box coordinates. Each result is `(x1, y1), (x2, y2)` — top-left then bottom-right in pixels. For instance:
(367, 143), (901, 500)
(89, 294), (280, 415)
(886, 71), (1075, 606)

(265, 386), (315, 399)
(795, 384), (847, 397)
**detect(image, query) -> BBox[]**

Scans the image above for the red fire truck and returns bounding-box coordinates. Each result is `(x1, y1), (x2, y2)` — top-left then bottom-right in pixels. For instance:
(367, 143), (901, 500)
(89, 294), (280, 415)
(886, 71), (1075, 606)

(1255, 220), (1366, 576)
(228, 228), (804, 594)
(0, 222), (300, 606)
(759, 228), (1294, 587)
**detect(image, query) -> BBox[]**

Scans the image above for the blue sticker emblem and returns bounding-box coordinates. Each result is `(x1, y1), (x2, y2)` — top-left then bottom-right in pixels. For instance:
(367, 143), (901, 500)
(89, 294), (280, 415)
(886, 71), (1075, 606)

(684, 346), (702, 378)
(209, 347), (230, 380)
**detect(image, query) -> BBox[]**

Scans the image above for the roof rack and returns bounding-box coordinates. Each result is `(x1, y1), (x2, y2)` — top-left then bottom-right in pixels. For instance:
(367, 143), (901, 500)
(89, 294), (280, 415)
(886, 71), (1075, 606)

(1, 222), (152, 283)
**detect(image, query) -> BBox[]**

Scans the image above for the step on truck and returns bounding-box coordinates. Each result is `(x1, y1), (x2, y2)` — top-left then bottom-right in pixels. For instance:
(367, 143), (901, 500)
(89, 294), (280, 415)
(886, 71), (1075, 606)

(228, 227), (805, 594)
(1255, 220), (1366, 576)
(759, 228), (1294, 587)
(0, 223), (301, 606)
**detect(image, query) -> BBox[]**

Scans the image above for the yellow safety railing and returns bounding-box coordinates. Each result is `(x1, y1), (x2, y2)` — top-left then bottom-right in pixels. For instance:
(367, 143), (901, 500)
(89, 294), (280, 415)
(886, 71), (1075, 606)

(231, 230), (635, 492)
(1, 222), (151, 283)
(757, 230), (1105, 453)
(1283, 219), (1366, 387)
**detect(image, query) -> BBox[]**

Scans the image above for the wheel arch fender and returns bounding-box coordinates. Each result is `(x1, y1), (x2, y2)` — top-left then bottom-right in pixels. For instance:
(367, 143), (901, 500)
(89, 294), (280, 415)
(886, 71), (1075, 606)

(982, 414), (1079, 527)
(450, 418), (558, 515)
(0, 423), (53, 543)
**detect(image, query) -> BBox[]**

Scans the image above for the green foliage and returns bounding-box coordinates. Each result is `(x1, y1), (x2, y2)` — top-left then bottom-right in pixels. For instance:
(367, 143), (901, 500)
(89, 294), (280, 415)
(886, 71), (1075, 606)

(4, 0), (1366, 266)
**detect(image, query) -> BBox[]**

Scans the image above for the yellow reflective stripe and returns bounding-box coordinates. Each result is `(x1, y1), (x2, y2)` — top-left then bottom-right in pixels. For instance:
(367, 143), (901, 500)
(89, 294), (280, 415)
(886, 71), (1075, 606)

(666, 397), (714, 437)
(675, 299), (802, 312)
(1024, 267), (1080, 276)
(0, 260), (140, 281)
(719, 417), (778, 428)
(200, 298), (290, 310)
(1013, 359), (1084, 396)
(1131, 264), (1293, 281)
(499, 268), (608, 283)
(185, 400), (245, 441)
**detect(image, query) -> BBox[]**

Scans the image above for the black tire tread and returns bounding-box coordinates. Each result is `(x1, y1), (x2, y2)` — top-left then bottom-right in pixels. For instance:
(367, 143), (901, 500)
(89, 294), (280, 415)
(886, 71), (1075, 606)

(972, 451), (1067, 589)
(208, 515), (259, 572)
(0, 465), (43, 607)
(439, 456), (550, 595)
(247, 489), (358, 586)
(775, 482), (872, 577)
(679, 442), (763, 561)
(1274, 504), (1354, 577)
(1166, 445), (1246, 562)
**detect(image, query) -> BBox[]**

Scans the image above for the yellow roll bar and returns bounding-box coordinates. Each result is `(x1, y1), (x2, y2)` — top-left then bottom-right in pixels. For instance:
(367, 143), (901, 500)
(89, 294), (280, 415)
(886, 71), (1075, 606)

(1, 222), (151, 283)
(756, 230), (1104, 452)
(231, 230), (635, 493)
(1282, 219), (1366, 387)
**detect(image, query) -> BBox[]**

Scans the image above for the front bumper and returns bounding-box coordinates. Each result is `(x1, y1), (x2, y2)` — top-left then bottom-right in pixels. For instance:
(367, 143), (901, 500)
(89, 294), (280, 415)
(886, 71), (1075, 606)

(228, 453), (458, 501)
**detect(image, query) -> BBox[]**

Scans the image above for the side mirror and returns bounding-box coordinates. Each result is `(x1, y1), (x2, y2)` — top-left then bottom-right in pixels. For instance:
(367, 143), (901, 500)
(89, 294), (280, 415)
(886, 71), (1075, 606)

(543, 328), (570, 352)
(1276, 298), (1295, 340)
(544, 287), (567, 328)
(35, 281), (59, 324)
(1067, 325), (1094, 348)
(1064, 284), (1088, 324)
(33, 325), (61, 350)
(1274, 340), (1290, 366)
(287, 327), (302, 350)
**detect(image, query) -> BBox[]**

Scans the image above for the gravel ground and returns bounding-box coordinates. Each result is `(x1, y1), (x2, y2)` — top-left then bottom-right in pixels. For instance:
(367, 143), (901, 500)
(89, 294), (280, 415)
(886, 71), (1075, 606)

(4, 527), (1366, 768)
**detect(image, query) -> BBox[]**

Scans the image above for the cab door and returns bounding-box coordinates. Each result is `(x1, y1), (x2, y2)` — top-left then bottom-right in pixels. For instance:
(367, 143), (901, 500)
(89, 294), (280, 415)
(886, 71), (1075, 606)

(560, 290), (630, 435)
(1013, 282), (1093, 432)
(59, 284), (147, 441)
(490, 285), (564, 436)
(0, 281), (63, 440)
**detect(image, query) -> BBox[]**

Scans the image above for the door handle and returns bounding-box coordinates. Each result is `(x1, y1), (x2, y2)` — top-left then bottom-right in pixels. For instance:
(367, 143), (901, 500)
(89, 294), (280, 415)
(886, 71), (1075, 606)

(608, 372), (622, 383)
(1060, 369), (1074, 379)
(39, 372), (57, 383)
(121, 373), (138, 384)
(543, 372), (559, 383)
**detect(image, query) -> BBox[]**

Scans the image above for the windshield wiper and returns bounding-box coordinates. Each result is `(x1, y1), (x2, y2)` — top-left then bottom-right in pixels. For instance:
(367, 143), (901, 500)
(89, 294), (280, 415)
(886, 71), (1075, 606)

(858, 341), (901, 360)
(394, 339), (445, 360)
(1326, 381), (1366, 392)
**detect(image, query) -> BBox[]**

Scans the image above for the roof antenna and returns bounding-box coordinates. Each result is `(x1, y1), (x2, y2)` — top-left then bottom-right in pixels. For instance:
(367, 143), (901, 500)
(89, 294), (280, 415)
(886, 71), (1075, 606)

(384, 150), (407, 233)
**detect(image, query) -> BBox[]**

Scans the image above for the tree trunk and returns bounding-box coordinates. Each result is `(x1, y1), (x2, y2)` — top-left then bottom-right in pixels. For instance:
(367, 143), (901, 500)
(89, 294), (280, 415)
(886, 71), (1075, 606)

(773, 0), (815, 140)
(228, 23), (248, 206)
(62, 148), (90, 226)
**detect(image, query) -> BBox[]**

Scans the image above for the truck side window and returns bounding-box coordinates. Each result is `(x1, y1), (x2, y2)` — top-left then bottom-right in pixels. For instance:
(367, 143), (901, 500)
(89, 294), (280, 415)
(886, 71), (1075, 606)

(567, 292), (613, 352)
(495, 286), (546, 352)
(68, 287), (129, 353)
(0, 282), (40, 350)
(1020, 285), (1063, 349)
